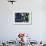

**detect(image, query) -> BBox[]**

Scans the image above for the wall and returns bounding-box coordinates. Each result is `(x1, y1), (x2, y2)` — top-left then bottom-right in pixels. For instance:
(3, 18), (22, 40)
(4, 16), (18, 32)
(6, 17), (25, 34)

(0, 0), (46, 42)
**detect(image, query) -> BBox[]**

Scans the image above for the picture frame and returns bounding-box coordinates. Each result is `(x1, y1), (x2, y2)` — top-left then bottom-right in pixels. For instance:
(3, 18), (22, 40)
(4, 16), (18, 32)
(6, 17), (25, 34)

(12, 11), (32, 25)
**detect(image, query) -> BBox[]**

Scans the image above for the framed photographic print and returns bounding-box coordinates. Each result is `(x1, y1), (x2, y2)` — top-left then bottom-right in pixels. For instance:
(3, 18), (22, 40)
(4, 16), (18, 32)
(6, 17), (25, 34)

(12, 11), (32, 25)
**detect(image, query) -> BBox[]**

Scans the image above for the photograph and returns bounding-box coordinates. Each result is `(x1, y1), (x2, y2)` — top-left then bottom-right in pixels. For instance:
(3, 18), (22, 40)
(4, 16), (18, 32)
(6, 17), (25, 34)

(0, 0), (46, 46)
